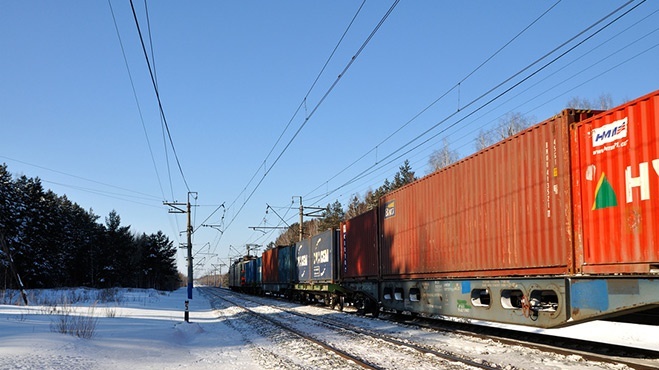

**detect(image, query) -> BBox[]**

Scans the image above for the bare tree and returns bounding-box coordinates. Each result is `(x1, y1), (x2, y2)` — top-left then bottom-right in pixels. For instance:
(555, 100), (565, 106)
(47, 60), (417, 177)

(567, 93), (614, 110)
(494, 112), (532, 139)
(566, 96), (592, 109)
(428, 139), (459, 173)
(475, 112), (533, 151)
(475, 128), (495, 151)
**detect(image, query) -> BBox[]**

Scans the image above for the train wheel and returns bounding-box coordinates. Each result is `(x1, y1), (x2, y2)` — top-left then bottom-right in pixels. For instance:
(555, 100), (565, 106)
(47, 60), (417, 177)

(330, 294), (339, 310)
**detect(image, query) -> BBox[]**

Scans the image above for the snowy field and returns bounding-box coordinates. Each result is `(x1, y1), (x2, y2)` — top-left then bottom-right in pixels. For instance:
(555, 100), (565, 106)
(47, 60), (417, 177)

(0, 286), (657, 369)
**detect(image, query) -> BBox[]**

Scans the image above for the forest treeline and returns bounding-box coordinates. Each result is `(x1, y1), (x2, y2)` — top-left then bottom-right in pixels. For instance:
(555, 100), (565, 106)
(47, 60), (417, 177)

(0, 164), (180, 291)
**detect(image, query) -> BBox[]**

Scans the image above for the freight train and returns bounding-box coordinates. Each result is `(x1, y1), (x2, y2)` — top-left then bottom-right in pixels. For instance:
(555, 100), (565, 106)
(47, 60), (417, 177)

(229, 89), (659, 328)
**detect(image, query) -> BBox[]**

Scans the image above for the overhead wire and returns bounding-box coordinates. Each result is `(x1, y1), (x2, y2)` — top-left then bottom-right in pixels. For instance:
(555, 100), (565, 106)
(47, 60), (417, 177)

(404, 6), (659, 181)
(444, 34), (659, 164)
(468, 5), (659, 126)
(302, 0), (562, 200)
(41, 179), (164, 208)
(0, 155), (161, 201)
(229, 0), (367, 213)
(109, 0), (182, 245)
(129, 0), (191, 193)
(226, 0), (567, 256)
(216, 0), (368, 237)
(107, 0), (166, 202)
(208, 1), (647, 266)
(303, 0), (643, 207)
(142, 0), (176, 203)
(221, 0), (401, 236)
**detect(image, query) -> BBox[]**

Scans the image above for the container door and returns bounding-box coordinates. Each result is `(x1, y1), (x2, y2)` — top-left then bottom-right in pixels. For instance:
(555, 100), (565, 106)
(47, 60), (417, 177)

(572, 91), (659, 273)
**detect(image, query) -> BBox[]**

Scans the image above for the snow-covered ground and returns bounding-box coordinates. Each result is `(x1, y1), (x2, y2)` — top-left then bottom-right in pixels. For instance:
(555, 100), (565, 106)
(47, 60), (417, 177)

(0, 286), (656, 369)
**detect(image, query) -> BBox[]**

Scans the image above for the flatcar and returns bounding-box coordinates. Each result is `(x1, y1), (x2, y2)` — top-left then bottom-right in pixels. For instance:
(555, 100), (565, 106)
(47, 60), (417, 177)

(230, 89), (659, 328)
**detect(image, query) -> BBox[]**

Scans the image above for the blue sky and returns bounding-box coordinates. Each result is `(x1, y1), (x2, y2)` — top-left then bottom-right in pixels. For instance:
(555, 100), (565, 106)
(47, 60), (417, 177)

(2, 1), (658, 276)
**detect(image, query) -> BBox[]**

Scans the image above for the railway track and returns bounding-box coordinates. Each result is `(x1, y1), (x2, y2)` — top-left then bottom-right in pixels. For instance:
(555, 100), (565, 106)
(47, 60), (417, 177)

(384, 313), (659, 370)
(200, 287), (502, 370)
(206, 287), (659, 370)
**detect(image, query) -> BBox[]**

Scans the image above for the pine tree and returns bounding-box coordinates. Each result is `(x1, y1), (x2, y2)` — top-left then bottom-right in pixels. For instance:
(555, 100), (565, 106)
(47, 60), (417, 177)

(318, 200), (345, 231)
(0, 164), (181, 290)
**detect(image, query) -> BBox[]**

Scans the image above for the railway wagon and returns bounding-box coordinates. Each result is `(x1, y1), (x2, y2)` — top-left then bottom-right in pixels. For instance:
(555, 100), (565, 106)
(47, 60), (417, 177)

(261, 247), (279, 294)
(339, 208), (380, 314)
(375, 90), (659, 328)
(294, 229), (348, 305)
(262, 245), (297, 297)
(243, 257), (262, 295)
(278, 244), (297, 295)
(228, 256), (260, 294)
(228, 259), (242, 291)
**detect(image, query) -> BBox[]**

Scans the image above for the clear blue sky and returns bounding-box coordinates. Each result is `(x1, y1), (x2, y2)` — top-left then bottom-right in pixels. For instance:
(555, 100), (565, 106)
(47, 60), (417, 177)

(2, 1), (658, 276)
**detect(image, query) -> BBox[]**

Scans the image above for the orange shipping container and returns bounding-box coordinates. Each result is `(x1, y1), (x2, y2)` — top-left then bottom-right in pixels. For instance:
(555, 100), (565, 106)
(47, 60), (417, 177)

(261, 247), (278, 283)
(340, 208), (379, 280)
(379, 109), (597, 279)
(571, 90), (659, 274)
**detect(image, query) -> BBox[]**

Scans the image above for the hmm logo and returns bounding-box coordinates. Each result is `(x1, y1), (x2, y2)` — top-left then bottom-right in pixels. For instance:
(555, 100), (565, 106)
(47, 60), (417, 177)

(592, 117), (627, 147)
(384, 200), (396, 219)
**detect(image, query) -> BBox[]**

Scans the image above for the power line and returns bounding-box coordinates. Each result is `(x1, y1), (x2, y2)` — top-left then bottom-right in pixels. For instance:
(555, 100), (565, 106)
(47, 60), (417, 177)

(141, 0), (176, 203)
(222, 0), (401, 235)
(107, 0), (167, 202)
(394, 5), (659, 186)
(220, 0), (368, 231)
(302, 0), (562, 201)
(304, 0), (644, 207)
(129, 0), (191, 193)
(41, 179), (164, 209)
(109, 0), (182, 246)
(0, 155), (161, 201)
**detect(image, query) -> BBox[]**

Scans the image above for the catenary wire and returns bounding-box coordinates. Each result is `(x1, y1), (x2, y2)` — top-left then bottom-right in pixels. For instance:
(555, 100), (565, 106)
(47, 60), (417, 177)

(142, 0), (176, 203)
(108, 0), (181, 244)
(217, 0), (368, 237)
(219, 1), (401, 241)
(402, 7), (659, 180)
(302, 0), (563, 200)
(1, 155), (161, 201)
(107, 0), (166, 202)
(303, 0), (642, 206)
(129, 0), (191, 193)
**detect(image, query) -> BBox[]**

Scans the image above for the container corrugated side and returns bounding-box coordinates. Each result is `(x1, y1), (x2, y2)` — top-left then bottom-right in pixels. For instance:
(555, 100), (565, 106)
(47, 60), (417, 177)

(571, 89), (659, 274)
(262, 247), (278, 283)
(229, 262), (241, 287)
(379, 109), (596, 279)
(340, 208), (379, 280)
(244, 258), (259, 285)
(278, 245), (296, 283)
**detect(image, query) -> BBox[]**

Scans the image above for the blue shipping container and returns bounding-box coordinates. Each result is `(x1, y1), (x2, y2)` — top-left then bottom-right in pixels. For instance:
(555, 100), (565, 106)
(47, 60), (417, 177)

(244, 258), (261, 285)
(311, 229), (337, 282)
(278, 245), (296, 284)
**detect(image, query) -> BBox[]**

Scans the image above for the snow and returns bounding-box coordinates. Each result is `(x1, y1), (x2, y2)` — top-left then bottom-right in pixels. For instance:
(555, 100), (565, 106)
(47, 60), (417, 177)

(0, 287), (656, 369)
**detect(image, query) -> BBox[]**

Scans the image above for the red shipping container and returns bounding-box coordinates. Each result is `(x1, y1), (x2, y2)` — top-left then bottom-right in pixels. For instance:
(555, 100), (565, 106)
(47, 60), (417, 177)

(379, 109), (597, 279)
(340, 208), (379, 280)
(571, 89), (659, 274)
(261, 247), (279, 283)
